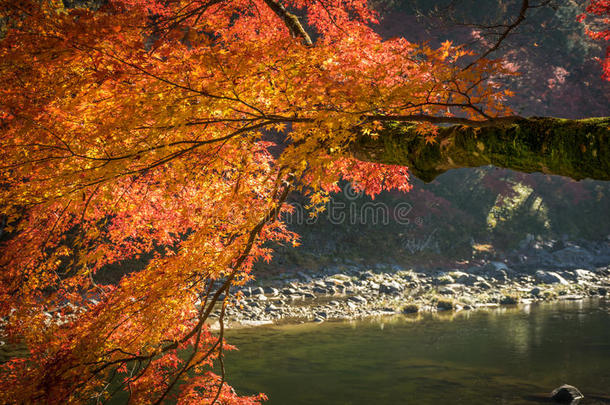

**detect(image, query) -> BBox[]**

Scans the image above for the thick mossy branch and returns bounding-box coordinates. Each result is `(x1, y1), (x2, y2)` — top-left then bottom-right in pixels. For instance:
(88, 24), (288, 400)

(351, 117), (610, 182)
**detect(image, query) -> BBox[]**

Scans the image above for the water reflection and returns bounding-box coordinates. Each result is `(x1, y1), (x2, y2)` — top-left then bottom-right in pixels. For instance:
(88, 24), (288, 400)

(225, 299), (610, 405)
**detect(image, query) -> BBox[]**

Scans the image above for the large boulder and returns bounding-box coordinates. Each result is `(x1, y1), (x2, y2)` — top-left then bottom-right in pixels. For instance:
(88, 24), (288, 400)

(469, 263), (510, 282)
(527, 250), (555, 267)
(359, 270), (375, 280)
(348, 295), (367, 304)
(551, 384), (583, 403)
(438, 286), (456, 295)
(451, 271), (477, 286)
(453, 272), (485, 286)
(379, 281), (403, 295)
(490, 261), (510, 272)
(436, 299), (455, 311)
(433, 273), (454, 285)
(573, 269), (596, 280)
(399, 271), (420, 282)
(486, 268), (508, 282)
(535, 270), (569, 285)
(326, 274), (351, 284)
(263, 286), (279, 296)
(475, 280), (493, 290)
(313, 286), (327, 294)
(486, 262), (512, 281)
(551, 246), (594, 269)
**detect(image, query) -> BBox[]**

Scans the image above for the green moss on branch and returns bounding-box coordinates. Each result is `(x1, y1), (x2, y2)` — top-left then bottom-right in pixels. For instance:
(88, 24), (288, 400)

(351, 117), (610, 182)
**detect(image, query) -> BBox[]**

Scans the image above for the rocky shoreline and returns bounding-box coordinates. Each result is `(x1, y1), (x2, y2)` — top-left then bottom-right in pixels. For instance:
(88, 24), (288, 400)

(217, 239), (610, 328)
(2, 240), (610, 361)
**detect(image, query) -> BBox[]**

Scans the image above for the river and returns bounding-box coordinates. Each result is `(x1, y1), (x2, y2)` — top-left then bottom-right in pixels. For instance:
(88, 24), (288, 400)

(223, 299), (610, 404)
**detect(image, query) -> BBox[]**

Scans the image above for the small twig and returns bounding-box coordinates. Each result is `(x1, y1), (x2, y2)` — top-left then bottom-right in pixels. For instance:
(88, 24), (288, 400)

(463, 0), (533, 70)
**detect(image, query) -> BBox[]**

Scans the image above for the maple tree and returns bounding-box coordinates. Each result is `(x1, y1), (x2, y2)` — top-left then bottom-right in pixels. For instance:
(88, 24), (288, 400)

(0, 0), (608, 403)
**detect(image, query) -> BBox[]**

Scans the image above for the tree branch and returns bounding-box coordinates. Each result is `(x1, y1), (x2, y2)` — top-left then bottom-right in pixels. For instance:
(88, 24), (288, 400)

(364, 114), (524, 127)
(463, 0), (546, 70)
(350, 117), (610, 182)
(262, 0), (313, 45)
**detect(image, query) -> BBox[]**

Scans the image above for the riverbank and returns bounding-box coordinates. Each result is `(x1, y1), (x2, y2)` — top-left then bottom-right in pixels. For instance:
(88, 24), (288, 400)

(2, 240), (609, 362)
(218, 239), (610, 328)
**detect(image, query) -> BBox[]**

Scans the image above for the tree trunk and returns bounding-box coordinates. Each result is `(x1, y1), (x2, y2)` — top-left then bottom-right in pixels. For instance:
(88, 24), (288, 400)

(350, 117), (610, 182)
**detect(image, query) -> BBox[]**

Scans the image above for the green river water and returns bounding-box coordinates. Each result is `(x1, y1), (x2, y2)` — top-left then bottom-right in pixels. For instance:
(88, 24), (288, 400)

(223, 299), (610, 404)
(3, 299), (609, 403)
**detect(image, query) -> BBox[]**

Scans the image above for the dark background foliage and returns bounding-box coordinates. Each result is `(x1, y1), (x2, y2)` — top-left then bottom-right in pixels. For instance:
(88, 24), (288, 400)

(260, 0), (610, 273)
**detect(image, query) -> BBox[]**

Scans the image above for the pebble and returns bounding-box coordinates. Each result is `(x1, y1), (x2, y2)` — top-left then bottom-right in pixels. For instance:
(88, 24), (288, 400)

(349, 295), (368, 304)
